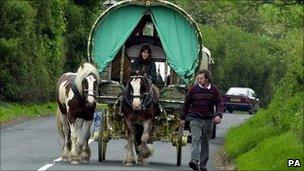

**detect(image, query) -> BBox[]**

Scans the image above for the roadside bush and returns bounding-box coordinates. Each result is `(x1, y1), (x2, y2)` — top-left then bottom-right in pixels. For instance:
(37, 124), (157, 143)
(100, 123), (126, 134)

(201, 24), (281, 107)
(0, 0), (66, 103)
(63, 0), (101, 72)
(224, 30), (303, 169)
(265, 46), (304, 141)
(0, 1), (51, 102)
(267, 92), (304, 133)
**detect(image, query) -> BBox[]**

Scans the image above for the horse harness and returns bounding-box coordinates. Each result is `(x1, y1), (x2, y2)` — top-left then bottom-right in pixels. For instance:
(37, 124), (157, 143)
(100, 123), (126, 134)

(71, 81), (85, 103)
(123, 75), (156, 111)
(72, 73), (97, 102)
(59, 73), (97, 111)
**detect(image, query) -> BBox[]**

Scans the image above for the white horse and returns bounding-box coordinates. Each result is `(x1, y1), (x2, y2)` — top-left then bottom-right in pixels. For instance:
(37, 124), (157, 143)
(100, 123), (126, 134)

(56, 62), (100, 164)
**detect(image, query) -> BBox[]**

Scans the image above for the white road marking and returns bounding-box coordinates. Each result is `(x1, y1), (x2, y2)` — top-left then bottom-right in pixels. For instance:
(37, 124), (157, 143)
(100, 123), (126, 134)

(53, 157), (62, 162)
(37, 164), (54, 171)
(36, 138), (94, 171)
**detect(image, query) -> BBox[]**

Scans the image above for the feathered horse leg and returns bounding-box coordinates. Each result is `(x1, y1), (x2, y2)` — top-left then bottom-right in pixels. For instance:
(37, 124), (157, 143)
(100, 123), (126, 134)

(69, 118), (82, 164)
(138, 119), (153, 165)
(56, 108), (71, 162)
(79, 120), (92, 163)
(123, 119), (138, 166)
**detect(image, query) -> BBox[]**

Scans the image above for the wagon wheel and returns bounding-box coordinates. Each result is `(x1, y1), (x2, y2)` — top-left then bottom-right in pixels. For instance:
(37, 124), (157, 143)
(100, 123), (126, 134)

(176, 143), (182, 166)
(98, 109), (108, 162)
(176, 126), (183, 166)
(211, 123), (216, 139)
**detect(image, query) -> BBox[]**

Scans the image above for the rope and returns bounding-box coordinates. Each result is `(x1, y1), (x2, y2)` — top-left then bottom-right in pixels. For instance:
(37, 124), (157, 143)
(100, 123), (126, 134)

(93, 112), (101, 127)
(92, 111), (102, 134)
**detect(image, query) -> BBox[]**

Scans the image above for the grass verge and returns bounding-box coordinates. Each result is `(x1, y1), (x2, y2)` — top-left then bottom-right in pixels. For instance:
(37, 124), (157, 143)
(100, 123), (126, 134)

(224, 94), (303, 170)
(225, 110), (280, 159)
(0, 102), (57, 124)
(0, 102), (108, 124)
(214, 147), (236, 171)
(236, 132), (303, 170)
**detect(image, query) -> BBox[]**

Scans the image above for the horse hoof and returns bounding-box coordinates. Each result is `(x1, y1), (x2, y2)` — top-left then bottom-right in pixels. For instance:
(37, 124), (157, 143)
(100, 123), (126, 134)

(82, 160), (89, 164)
(141, 162), (149, 166)
(71, 160), (79, 164)
(139, 162), (148, 166)
(62, 157), (68, 162)
(124, 162), (133, 166)
(138, 158), (148, 166)
(138, 145), (152, 158)
(80, 152), (90, 161)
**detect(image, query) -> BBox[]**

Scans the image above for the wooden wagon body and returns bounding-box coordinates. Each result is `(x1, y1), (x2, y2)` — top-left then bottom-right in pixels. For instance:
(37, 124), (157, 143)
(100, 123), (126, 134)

(87, 0), (213, 166)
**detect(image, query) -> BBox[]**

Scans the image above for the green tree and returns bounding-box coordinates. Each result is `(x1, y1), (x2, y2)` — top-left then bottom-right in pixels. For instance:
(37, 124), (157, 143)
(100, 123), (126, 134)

(0, 0), (67, 103)
(63, 0), (102, 72)
(0, 1), (50, 102)
(170, 0), (302, 107)
(201, 24), (287, 106)
(31, 0), (67, 99)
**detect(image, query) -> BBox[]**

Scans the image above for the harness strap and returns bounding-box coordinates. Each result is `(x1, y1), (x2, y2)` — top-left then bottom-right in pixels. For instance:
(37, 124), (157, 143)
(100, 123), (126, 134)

(84, 89), (97, 98)
(132, 95), (142, 98)
(140, 76), (157, 109)
(71, 81), (85, 103)
(123, 89), (133, 108)
(122, 76), (159, 111)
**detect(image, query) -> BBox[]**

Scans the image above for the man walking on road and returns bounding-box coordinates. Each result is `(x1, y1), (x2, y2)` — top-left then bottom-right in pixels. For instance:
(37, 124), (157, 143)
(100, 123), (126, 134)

(180, 70), (223, 171)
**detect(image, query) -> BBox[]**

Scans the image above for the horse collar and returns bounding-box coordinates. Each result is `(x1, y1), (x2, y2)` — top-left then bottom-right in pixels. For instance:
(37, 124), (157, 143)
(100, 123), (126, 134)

(71, 81), (85, 103)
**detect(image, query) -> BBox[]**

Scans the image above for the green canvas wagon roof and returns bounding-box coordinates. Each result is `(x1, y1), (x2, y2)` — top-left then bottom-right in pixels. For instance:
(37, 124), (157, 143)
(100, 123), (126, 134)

(87, 0), (203, 83)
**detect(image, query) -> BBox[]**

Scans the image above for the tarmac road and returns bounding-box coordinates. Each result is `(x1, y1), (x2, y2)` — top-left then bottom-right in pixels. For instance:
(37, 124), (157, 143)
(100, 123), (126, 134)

(1, 113), (251, 171)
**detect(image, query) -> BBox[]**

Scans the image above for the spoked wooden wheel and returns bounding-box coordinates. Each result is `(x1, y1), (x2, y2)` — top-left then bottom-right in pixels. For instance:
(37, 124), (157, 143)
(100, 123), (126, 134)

(176, 143), (182, 166)
(98, 135), (107, 161)
(211, 123), (216, 139)
(98, 109), (108, 162)
(176, 126), (183, 166)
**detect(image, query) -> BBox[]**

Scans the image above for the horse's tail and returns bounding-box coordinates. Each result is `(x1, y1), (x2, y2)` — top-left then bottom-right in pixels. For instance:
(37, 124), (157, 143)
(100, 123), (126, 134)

(56, 107), (64, 139)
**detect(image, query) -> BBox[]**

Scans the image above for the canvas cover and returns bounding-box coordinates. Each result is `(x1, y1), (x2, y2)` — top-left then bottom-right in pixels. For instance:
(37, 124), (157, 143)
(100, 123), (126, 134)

(88, 0), (202, 83)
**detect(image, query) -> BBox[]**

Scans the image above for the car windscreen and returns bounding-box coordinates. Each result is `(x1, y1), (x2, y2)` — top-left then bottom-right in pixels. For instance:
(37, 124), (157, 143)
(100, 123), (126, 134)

(226, 88), (249, 96)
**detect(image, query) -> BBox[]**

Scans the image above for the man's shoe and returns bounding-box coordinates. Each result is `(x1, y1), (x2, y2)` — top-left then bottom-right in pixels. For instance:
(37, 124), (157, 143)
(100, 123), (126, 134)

(199, 166), (207, 171)
(189, 160), (199, 170)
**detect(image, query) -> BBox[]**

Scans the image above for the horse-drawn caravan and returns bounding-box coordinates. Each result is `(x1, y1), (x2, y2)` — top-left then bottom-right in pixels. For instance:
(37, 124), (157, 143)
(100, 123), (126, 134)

(85, 0), (212, 166)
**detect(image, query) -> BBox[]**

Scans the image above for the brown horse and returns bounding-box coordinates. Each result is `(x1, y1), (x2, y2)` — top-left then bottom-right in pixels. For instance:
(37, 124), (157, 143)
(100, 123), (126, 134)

(121, 74), (160, 166)
(56, 62), (100, 164)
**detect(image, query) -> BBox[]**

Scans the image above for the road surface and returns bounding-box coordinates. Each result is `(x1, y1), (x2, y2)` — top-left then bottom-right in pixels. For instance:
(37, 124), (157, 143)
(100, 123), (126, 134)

(1, 113), (251, 170)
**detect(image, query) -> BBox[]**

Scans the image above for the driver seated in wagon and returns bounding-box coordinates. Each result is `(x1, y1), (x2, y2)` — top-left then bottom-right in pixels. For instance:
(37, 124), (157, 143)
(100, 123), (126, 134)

(131, 45), (157, 84)
(128, 45), (161, 113)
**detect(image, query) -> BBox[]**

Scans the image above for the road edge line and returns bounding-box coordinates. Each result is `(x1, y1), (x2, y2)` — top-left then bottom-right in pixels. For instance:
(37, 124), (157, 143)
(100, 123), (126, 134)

(36, 138), (94, 171)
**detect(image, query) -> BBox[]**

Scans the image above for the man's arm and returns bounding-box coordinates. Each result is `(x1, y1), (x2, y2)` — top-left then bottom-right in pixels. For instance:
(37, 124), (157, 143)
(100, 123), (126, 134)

(213, 85), (223, 124)
(215, 92), (223, 118)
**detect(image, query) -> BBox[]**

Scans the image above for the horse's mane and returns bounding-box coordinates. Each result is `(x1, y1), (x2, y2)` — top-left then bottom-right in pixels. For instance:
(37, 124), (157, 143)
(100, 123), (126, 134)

(75, 62), (100, 94)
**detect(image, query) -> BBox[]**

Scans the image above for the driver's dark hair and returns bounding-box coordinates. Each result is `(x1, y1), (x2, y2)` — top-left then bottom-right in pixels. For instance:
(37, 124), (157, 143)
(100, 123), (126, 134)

(198, 69), (211, 82)
(138, 45), (152, 61)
